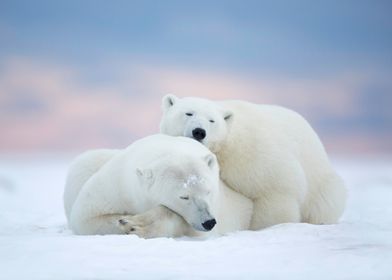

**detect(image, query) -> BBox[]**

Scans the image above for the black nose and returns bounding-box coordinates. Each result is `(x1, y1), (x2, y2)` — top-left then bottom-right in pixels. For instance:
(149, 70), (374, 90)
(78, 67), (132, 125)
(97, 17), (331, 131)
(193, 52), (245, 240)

(192, 128), (206, 141)
(202, 219), (216, 231)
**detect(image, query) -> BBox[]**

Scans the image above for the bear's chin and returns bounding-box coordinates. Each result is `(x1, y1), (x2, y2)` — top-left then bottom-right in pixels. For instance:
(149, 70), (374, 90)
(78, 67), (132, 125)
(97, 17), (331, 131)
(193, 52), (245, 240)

(189, 136), (206, 145)
(188, 136), (220, 153)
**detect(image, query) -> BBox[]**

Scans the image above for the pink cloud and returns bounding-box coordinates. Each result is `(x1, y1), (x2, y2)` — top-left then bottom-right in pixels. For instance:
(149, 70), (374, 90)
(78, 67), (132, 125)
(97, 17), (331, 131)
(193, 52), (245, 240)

(0, 56), (389, 154)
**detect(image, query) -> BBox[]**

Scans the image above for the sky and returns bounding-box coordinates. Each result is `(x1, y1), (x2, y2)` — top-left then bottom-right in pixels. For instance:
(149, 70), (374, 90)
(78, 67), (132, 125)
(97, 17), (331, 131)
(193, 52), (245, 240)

(0, 0), (391, 154)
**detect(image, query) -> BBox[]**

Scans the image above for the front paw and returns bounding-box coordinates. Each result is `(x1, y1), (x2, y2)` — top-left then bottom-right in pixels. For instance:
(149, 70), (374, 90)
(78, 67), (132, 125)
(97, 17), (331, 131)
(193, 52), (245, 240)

(117, 215), (154, 238)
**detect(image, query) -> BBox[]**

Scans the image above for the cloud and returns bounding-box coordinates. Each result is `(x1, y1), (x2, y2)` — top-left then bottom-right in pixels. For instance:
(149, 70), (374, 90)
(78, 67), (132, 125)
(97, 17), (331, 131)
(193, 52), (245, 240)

(0, 56), (390, 154)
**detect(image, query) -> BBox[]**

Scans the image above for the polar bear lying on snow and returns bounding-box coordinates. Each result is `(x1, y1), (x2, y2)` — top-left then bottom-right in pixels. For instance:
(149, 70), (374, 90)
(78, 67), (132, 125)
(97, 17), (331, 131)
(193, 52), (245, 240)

(64, 134), (253, 237)
(160, 95), (347, 229)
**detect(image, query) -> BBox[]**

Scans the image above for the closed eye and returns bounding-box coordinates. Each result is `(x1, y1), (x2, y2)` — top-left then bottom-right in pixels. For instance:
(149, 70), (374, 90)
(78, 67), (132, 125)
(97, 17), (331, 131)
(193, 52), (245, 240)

(185, 113), (193, 116)
(209, 119), (215, 123)
(180, 196), (189, 200)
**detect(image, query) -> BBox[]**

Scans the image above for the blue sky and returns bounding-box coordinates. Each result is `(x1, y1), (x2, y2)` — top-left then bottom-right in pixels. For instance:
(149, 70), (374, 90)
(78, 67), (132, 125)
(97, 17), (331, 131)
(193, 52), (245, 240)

(2, 0), (391, 74)
(0, 0), (391, 153)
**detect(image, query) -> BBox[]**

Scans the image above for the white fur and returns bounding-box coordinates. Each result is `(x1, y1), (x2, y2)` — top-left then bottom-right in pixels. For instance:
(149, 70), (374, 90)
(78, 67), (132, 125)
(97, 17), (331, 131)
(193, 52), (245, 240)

(64, 134), (253, 237)
(160, 95), (347, 229)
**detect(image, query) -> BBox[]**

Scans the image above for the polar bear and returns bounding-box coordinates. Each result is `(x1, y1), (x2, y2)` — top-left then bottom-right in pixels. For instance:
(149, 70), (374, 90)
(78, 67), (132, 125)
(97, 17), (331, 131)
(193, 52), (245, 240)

(64, 134), (253, 238)
(160, 95), (347, 229)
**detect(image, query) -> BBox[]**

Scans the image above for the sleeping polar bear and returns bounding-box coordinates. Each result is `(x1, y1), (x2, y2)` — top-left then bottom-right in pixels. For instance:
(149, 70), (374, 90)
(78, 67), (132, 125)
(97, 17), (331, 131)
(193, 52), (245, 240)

(64, 134), (253, 238)
(160, 95), (347, 229)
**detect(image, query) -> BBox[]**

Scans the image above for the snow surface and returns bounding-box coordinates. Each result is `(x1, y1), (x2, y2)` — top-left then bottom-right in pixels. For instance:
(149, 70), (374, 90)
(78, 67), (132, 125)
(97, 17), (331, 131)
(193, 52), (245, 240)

(1, 156), (392, 280)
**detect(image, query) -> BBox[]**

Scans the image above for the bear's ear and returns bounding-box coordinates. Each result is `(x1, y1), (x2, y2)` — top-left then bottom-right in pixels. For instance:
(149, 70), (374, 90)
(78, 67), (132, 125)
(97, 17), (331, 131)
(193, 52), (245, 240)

(136, 168), (154, 187)
(204, 154), (216, 169)
(223, 110), (233, 123)
(162, 94), (178, 112)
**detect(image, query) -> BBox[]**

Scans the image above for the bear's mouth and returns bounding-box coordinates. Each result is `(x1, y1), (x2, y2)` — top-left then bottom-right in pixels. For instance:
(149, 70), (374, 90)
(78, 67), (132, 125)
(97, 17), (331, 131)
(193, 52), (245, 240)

(194, 138), (209, 147)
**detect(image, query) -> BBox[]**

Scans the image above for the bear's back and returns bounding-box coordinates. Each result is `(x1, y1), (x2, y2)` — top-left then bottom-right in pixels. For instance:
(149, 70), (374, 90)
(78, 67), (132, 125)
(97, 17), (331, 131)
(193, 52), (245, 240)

(219, 100), (328, 163)
(125, 134), (211, 164)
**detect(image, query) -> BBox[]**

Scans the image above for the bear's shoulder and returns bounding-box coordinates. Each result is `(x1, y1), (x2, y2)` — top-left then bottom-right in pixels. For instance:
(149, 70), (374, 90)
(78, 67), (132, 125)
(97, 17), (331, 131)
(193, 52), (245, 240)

(218, 100), (300, 119)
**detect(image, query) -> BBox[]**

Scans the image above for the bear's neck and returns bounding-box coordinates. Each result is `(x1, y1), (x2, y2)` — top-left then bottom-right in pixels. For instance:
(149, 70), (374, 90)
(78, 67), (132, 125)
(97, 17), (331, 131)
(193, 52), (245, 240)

(213, 133), (238, 167)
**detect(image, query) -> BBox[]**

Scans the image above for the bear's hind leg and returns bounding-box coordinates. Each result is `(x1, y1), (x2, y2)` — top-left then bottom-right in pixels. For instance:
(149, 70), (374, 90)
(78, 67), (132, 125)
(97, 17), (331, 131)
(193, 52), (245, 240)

(302, 173), (346, 224)
(71, 213), (131, 235)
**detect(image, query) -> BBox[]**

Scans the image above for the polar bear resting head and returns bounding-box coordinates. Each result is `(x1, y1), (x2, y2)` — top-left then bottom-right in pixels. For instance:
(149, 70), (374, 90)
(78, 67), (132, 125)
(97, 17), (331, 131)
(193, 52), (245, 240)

(160, 94), (233, 152)
(135, 150), (219, 231)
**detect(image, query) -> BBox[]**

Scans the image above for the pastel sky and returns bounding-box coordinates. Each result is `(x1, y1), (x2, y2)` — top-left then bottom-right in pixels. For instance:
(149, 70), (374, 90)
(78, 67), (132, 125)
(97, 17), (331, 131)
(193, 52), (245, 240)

(0, 1), (391, 154)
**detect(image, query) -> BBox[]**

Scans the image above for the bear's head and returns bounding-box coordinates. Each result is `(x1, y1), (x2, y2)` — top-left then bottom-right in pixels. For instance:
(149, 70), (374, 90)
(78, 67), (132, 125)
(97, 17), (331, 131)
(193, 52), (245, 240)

(160, 95), (233, 153)
(136, 147), (220, 232)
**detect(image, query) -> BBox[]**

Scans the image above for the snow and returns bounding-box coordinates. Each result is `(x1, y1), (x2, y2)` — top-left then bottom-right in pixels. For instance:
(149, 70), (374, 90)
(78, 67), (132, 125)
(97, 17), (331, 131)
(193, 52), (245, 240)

(1, 156), (392, 279)
(183, 174), (204, 189)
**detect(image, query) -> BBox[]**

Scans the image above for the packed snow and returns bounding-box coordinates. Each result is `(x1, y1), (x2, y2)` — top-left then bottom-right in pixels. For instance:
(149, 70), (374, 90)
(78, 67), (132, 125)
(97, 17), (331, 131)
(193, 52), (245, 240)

(0, 156), (391, 279)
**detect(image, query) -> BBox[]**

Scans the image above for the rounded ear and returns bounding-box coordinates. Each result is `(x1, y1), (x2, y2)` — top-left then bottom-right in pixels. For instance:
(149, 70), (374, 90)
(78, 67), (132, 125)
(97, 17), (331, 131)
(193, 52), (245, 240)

(223, 110), (233, 123)
(136, 168), (154, 187)
(204, 154), (217, 169)
(162, 94), (178, 112)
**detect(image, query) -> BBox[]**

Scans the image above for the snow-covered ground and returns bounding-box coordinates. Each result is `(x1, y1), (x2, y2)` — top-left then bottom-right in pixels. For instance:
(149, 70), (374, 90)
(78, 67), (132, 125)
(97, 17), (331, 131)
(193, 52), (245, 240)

(0, 156), (391, 280)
